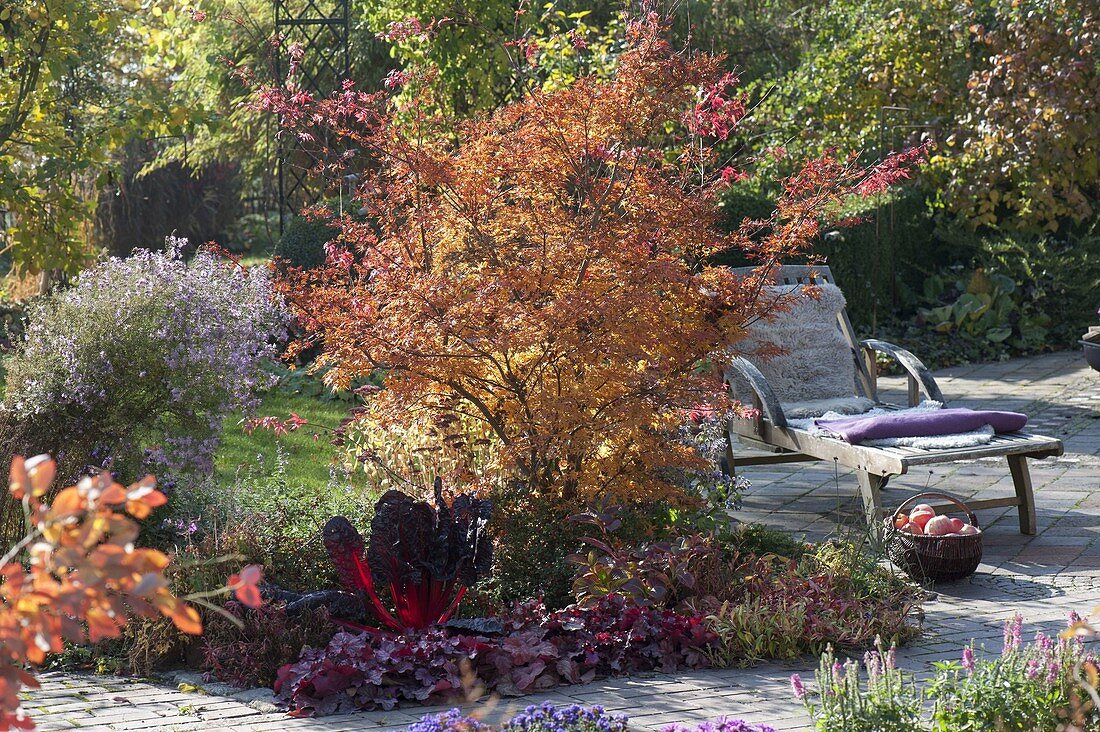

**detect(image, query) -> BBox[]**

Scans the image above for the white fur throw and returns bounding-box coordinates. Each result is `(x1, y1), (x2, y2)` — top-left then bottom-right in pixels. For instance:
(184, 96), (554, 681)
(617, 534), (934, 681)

(783, 396), (875, 419)
(732, 283), (860, 406)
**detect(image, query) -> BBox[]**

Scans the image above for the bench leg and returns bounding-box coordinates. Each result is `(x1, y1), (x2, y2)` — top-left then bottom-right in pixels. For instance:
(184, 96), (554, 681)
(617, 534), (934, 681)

(856, 470), (889, 543)
(1007, 454), (1038, 535)
(722, 430), (737, 478)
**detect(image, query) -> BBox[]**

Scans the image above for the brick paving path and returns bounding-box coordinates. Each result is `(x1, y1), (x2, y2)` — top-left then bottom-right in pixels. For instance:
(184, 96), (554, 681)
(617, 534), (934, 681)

(24, 350), (1100, 731)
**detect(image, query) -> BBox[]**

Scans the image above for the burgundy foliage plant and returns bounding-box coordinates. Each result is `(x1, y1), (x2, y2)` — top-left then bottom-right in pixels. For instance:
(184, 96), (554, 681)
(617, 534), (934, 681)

(274, 595), (716, 716)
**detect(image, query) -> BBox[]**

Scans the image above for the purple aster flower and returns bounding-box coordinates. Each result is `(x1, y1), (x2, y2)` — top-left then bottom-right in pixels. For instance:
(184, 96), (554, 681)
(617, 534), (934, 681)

(5, 237), (288, 479)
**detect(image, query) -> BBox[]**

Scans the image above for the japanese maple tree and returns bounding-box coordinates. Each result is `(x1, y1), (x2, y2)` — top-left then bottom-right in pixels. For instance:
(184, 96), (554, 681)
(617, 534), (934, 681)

(263, 13), (923, 501)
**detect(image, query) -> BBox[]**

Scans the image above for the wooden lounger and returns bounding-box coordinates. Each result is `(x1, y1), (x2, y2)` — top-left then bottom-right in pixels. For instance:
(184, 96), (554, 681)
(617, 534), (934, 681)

(723, 265), (1064, 535)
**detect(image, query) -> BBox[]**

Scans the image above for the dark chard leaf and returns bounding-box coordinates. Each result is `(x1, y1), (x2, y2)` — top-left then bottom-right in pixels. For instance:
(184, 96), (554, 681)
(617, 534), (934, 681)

(368, 490), (437, 587)
(322, 517), (368, 592)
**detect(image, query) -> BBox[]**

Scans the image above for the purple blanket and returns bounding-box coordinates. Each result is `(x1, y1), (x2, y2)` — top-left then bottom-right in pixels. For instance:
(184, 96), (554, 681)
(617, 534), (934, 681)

(815, 408), (1027, 444)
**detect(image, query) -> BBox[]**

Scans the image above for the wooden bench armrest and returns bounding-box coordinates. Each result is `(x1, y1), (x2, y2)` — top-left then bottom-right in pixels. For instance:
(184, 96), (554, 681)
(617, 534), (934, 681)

(726, 357), (788, 429)
(861, 339), (945, 406)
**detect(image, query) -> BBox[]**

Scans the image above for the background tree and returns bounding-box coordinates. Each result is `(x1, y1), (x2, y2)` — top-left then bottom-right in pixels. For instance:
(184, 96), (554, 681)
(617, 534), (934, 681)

(0, 0), (193, 277)
(933, 0), (1099, 232)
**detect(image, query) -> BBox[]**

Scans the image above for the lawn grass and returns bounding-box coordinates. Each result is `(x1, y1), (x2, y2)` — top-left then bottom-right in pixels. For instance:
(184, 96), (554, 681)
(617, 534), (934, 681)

(215, 389), (357, 489)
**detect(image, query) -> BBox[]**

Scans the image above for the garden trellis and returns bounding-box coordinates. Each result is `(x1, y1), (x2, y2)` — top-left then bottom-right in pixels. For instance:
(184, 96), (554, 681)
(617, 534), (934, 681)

(273, 0), (350, 228)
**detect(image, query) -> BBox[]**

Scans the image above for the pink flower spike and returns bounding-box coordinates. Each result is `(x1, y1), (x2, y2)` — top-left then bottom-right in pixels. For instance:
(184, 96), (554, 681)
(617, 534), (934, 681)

(790, 673), (806, 700)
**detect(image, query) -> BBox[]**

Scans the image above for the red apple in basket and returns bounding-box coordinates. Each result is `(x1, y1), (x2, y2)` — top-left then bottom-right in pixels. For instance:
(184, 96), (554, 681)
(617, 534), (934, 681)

(957, 524), (981, 536)
(925, 515), (955, 536)
(949, 517), (966, 532)
(910, 509), (935, 531)
(901, 521), (922, 534)
(912, 503), (933, 514)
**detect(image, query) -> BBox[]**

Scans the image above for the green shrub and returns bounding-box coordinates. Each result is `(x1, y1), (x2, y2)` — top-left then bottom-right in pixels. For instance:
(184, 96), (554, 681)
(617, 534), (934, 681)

(483, 488), (676, 611)
(973, 229), (1100, 348)
(483, 486), (587, 610)
(917, 268), (1050, 352)
(728, 522), (810, 560)
(275, 206), (340, 270)
(871, 224), (1100, 367)
(814, 187), (944, 329)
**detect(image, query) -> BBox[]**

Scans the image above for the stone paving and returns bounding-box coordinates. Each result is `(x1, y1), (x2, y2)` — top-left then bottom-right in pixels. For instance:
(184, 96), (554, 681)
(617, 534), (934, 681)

(23, 350), (1100, 731)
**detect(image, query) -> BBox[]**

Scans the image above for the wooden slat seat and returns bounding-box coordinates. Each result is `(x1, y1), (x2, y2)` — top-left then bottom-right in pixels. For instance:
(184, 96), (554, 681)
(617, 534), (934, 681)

(724, 264), (1064, 537)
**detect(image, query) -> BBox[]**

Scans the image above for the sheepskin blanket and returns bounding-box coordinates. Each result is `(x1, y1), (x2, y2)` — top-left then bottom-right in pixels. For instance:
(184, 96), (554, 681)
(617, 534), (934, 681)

(731, 283), (861, 406)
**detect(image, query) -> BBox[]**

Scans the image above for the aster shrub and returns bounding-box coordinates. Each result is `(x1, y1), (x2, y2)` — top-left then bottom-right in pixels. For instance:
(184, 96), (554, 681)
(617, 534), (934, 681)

(2, 237), (286, 481)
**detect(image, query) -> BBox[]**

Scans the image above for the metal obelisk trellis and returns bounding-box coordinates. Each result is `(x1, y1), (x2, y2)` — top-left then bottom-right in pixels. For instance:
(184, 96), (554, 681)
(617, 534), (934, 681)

(274, 0), (350, 231)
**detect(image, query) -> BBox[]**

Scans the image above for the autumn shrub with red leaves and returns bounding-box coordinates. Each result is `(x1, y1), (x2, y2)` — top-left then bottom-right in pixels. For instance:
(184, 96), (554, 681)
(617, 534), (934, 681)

(261, 14), (923, 502)
(0, 456), (263, 730)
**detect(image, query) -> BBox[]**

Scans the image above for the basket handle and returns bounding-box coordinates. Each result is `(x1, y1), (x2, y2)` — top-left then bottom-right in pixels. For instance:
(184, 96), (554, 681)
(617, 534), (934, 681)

(890, 491), (979, 528)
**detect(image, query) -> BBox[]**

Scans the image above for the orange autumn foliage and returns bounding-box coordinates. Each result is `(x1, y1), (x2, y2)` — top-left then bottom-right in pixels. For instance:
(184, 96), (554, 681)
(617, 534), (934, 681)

(266, 15), (923, 501)
(0, 456), (262, 731)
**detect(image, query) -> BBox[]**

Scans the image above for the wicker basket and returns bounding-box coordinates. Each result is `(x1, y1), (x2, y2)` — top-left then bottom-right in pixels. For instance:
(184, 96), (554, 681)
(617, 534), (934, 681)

(884, 492), (983, 582)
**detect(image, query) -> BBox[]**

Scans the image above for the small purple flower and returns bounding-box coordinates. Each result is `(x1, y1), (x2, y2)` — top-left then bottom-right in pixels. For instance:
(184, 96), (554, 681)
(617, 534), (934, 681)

(1026, 660), (1040, 680)
(790, 673), (806, 700)
(1003, 613), (1023, 654)
(408, 709), (487, 732)
(962, 647), (975, 673)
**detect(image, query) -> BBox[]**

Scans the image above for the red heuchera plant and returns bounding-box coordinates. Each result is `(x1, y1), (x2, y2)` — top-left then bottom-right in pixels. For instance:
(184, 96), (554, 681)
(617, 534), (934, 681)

(260, 13), (925, 502)
(273, 595), (715, 716)
(322, 479), (492, 633)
